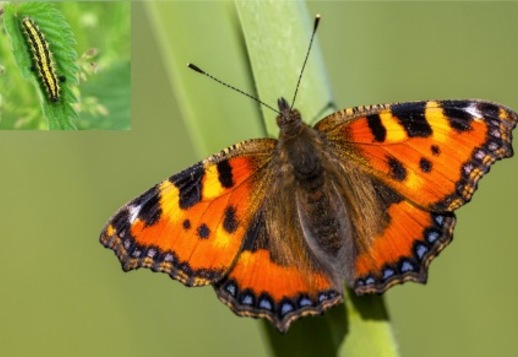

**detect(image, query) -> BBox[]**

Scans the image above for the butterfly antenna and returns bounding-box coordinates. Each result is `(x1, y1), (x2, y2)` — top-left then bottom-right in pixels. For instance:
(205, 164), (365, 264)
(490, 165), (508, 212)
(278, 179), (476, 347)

(187, 63), (280, 114)
(290, 14), (321, 110)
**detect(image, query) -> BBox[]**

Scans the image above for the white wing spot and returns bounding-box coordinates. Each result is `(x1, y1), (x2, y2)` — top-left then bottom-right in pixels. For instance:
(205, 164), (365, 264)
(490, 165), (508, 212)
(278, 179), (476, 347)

(127, 204), (141, 223)
(466, 104), (482, 120)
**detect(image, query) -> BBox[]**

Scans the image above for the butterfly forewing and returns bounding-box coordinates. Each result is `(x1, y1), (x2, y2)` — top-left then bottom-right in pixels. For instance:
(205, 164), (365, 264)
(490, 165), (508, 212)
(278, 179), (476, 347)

(317, 100), (517, 211)
(100, 139), (276, 287)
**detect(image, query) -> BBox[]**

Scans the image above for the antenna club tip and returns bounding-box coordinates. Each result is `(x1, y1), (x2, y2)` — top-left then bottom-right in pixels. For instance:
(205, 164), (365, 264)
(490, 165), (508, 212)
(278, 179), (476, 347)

(314, 14), (321, 29)
(187, 63), (205, 74)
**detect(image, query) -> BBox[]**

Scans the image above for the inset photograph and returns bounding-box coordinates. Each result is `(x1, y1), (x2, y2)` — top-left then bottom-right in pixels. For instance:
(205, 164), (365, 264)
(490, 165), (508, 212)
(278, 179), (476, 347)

(0, 1), (130, 130)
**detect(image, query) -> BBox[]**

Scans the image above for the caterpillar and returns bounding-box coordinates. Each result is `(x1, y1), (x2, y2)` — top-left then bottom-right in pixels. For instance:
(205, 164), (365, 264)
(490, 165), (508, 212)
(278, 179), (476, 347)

(21, 17), (61, 103)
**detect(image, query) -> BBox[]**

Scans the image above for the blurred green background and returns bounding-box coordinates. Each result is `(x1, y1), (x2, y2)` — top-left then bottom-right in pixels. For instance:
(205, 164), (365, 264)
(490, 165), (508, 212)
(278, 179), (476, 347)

(0, 1), (130, 129)
(1, 1), (518, 356)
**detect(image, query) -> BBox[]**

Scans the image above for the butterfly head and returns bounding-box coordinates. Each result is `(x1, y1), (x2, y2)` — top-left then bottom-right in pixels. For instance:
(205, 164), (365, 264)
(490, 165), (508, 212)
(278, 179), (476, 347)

(276, 97), (302, 136)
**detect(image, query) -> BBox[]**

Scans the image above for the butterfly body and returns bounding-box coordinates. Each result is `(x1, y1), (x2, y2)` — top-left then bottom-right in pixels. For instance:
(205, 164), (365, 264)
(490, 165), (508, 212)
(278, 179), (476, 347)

(274, 97), (369, 288)
(101, 98), (517, 332)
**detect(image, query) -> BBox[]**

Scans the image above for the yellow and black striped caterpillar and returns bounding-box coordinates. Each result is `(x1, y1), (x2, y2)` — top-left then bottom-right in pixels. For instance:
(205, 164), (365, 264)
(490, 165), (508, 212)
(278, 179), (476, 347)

(21, 17), (63, 103)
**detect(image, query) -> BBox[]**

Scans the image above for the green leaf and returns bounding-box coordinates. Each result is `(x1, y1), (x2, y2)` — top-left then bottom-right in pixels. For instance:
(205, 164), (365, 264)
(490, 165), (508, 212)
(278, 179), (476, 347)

(236, 1), (333, 134)
(145, 1), (263, 156)
(75, 60), (130, 130)
(4, 2), (78, 130)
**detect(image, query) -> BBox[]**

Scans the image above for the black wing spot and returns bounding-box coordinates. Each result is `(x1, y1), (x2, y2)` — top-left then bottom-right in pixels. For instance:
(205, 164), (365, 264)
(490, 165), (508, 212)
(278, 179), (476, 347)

(391, 102), (432, 137)
(366, 114), (387, 142)
(134, 186), (161, 226)
(431, 145), (441, 156)
(441, 100), (474, 132)
(419, 157), (433, 173)
(387, 156), (407, 181)
(217, 159), (234, 188)
(197, 224), (210, 239)
(223, 205), (238, 233)
(172, 163), (204, 209)
(111, 208), (131, 235)
(476, 101), (500, 118)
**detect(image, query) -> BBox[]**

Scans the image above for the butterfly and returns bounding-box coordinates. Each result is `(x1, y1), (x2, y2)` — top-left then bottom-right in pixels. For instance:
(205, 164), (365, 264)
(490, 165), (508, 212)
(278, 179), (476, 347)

(100, 17), (518, 332)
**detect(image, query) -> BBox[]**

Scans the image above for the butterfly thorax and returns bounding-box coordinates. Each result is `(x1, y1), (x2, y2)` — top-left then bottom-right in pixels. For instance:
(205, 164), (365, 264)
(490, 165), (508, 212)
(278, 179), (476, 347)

(276, 98), (325, 186)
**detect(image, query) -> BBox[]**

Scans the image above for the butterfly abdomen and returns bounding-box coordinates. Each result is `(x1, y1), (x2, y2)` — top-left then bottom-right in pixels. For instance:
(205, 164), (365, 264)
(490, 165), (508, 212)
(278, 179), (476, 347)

(278, 121), (351, 277)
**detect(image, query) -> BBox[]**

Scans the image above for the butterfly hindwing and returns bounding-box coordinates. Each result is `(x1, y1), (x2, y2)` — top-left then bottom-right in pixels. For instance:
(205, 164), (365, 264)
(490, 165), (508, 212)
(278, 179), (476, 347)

(100, 139), (276, 287)
(215, 210), (342, 333)
(354, 185), (457, 294)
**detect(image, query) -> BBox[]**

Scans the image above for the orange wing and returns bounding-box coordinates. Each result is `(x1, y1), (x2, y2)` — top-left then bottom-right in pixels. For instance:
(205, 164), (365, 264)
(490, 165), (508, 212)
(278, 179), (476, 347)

(317, 99), (517, 293)
(318, 100), (517, 211)
(353, 184), (457, 294)
(214, 211), (342, 332)
(100, 139), (276, 287)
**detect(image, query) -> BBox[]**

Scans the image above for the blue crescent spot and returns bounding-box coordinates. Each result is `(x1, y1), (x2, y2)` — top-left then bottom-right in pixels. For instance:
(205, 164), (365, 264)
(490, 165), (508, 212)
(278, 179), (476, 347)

(416, 244), (428, 260)
(299, 297), (312, 307)
(225, 283), (237, 296)
(434, 215), (445, 226)
(365, 276), (376, 285)
(258, 298), (272, 311)
(426, 230), (440, 244)
(280, 302), (294, 316)
(383, 268), (395, 279)
(401, 260), (414, 272)
(241, 294), (253, 305)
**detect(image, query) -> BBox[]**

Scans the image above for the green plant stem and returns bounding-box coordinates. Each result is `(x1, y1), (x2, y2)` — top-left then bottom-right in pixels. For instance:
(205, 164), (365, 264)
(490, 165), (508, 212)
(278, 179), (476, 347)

(238, 2), (398, 356)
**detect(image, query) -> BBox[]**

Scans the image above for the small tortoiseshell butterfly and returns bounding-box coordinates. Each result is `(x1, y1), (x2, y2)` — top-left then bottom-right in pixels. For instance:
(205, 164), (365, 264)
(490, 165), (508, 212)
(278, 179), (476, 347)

(100, 16), (517, 332)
